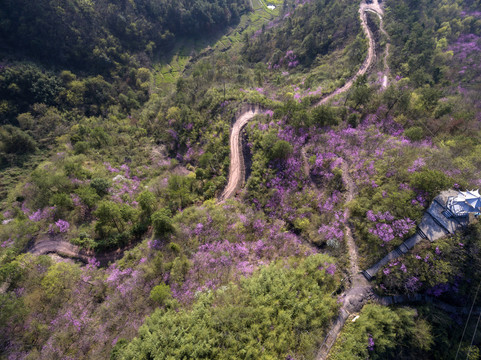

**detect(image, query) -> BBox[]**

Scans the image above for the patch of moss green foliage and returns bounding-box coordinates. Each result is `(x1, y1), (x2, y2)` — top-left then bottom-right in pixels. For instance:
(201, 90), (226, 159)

(116, 254), (340, 360)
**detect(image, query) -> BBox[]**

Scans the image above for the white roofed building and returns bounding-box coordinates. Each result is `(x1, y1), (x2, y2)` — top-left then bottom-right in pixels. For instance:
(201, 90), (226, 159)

(447, 190), (481, 217)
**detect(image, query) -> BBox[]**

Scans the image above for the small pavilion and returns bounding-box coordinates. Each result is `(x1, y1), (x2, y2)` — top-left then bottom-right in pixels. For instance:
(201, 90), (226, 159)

(447, 189), (481, 217)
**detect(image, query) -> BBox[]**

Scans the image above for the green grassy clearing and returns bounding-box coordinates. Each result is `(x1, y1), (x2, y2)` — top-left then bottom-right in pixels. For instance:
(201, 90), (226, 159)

(152, 0), (283, 86)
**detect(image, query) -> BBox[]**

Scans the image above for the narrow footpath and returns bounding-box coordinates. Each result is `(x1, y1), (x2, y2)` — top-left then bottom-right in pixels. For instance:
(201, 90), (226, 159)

(316, 160), (374, 360)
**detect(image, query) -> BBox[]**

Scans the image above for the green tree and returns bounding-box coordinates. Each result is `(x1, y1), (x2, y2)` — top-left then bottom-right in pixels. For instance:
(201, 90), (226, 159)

(404, 126), (424, 142)
(40, 262), (81, 306)
(349, 74), (372, 110)
(410, 169), (452, 199)
(151, 208), (174, 237)
(137, 190), (156, 218)
(75, 186), (100, 209)
(94, 200), (124, 233)
(90, 178), (111, 197)
(50, 193), (74, 216)
(167, 175), (194, 211)
(311, 105), (338, 127)
(0, 125), (37, 155)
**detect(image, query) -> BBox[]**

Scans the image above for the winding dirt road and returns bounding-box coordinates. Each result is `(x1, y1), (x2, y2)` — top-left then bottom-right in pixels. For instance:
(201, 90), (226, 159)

(379, 17), (391, 89)
(220, 105), (263, 201)
(221, 0), (385, 201)
(317, 0), (384, 105)
(365, 3), (391, 88)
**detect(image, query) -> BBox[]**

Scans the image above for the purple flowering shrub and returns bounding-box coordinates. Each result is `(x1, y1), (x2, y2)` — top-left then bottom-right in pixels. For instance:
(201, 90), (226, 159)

(366, 211), (415, 245)
(267, 50), (300, 70)
(48, 219), (70, 234)
(447, 33), (481, 85)
(243, 116), (350, 250)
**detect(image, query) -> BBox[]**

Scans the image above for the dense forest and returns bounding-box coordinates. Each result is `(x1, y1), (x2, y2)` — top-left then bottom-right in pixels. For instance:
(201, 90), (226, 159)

(0, 0), (248, 72)
(1, 0), (481, 358)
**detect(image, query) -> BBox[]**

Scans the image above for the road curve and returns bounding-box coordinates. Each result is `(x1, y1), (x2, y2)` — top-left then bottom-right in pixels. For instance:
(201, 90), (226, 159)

(220, 105), (263, 201)
(30, 240), (87, 260)
(29, 235), (127, 265)
(317, 0), (384, 105)
(221, 0), (384, 200)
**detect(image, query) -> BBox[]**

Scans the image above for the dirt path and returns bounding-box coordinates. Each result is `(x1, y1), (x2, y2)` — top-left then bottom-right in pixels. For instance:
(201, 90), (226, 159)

(341, 161), (366, 284)
(221, 0), (385, 201)
(316, 0), (383, 106)
(366, 6), (391, 88)
(301, 147), (311, 178)
(29, 235), (128, 266)
(30, 239), (87, 260)
(316, 159), (372, 360)
(220, 105), (263, 201)
(380, 19), (391, 88)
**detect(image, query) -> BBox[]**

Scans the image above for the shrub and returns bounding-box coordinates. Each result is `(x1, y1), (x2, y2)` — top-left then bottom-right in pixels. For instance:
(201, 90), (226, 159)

(137, 191), (156, 218)
(75, 186), (100, 209)
(269, 140), (293, 161)
(90, 178), (111, 197)
(149, 283), (172, 305)
(73, 141), (89, 154)
(410, 169), (452, 199)
(404, 126), (424, 141)
(0, 125), (37, 155)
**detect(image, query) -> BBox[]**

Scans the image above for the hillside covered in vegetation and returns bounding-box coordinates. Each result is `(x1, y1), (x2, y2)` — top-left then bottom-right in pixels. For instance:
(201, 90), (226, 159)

(1, 0), (481, 358)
